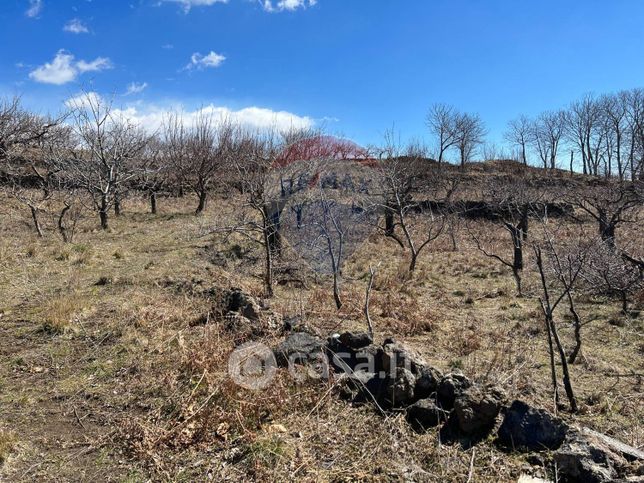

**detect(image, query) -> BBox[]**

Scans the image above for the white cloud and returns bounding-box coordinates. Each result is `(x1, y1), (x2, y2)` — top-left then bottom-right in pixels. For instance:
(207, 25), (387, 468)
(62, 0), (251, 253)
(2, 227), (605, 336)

(161, 0), (228, 13)
(29, 51), (113, 85)
(186, 51), (226, 70)
(263, 0), (316, 12)
(63, 18), (89, 34)
(26, 0), (43, 18)
(161, 0), (316, 13)
(64, 93), (314, 133)
(76, 57), (112, 73)
(125, 82), (148, 95)
(65, 91), (103, 110)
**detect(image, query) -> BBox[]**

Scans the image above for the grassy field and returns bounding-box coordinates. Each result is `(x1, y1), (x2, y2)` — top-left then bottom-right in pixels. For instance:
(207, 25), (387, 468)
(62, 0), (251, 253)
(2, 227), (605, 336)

(0, 187), (641, 482)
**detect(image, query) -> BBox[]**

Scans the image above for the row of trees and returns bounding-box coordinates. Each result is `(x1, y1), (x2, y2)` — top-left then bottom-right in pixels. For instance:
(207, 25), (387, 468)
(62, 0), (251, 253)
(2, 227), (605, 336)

(1, 93), (270, 231)
(3, 86), (643, 236)
(504, 89), (644, 179)
(422, 88), (644, 179)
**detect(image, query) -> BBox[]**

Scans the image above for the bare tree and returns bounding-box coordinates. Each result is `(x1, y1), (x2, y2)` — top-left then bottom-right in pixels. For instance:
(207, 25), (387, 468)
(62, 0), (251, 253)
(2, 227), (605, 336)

(277, 155), (377, 308)
(533, 110), (566, 170)
(504, 115), (532, 165)
(455, 112), (486, 168)
(583, 240), (643, 314)
(563, 95), (607, 175)
(164, 112), (231, 215)
(625, 88), (644, 180)
(542, 227), (595, 364)
(222, 129), (282, 297)
(61, 92), (150, 230)
(376, 139), (448, 273)
(136, 136), (169, 214)
(306, 186), (352, 309)
(569, 179), (641, 250)
(426, 103), (460, 167)
(469, 175), (539, 296)
(0, 96), (60, 162)
(532, 231), (587, 413)
(1, 99), (72, 238)
(601, 92), (629, 180)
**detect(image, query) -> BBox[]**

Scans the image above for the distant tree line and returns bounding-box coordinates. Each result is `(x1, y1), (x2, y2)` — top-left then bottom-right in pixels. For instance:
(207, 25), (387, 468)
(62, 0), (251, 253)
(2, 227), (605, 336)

(502, 89), (644, 179)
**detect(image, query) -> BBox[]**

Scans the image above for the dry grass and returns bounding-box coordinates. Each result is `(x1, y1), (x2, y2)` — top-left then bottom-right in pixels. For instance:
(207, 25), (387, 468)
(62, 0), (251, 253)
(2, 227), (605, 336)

(0, 189), (641, 481)
(0, 430), (17, 466)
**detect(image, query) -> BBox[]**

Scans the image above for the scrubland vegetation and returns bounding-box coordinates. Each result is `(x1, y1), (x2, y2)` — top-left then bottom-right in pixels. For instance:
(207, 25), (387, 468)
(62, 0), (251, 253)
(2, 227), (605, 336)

(0, 91), (643, 481)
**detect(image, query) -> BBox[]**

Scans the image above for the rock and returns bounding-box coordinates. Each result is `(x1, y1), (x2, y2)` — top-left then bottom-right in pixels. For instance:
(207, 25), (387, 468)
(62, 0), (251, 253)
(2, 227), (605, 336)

(454, 385), (505, 434)
(339, 331), (373, 349)
(326, 334), (383, 375)
(406, 398), (449, 431)
(381, 338), (426, 376)
(225, 288), (263, 321)
(414, 364), (443, 399)
(273, 332), (325, 368)
(282, 315), (304, 332)
(437, 373), (472, 410)
(517, 475), (550, 483)
(355, 344), (384, 373)
(497, 400), (568, 452)
(224, 314), (258, 340)
(338, 371), (386, 403)
(554, 429), (627, 483)
(384, 367), (416, 407)
(579, 427), (644, 463)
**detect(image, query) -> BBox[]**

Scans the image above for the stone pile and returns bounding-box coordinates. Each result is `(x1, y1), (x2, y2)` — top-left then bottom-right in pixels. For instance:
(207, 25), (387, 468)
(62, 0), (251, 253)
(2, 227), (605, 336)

(271, 330), (644, 482)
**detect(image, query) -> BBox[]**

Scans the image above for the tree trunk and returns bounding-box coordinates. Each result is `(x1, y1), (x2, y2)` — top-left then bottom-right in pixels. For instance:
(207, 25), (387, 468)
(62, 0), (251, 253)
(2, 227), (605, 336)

(545, 315), (560, 409)
(513, 235), (523, 270)
(262, 220), (274, 298)
(58, 204), (71, 243)
(195, 189), (207, 215)
(598, 217), (616, 249)
(567, 294), (582, 364)
(100, 195), (109, 230)
(385, 211), (395, 237)
(384, 209), (405, 249)
(114, 193), (122, 217)
(449, 225), (458, 251)
(548, 317), (578, 412)
(150, 191), (157, 214)
(508, 223), (524, 296)
(266, 207), (282, 256)
(29, 205), (43, 238)
(409, 252), (418, 273)
(332, 271), (343, 309)
(512, 269), (522, 297)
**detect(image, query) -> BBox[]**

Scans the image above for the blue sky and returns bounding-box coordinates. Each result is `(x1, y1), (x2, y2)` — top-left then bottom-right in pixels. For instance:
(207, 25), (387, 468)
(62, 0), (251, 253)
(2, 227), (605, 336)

(2, 0), (644, 155)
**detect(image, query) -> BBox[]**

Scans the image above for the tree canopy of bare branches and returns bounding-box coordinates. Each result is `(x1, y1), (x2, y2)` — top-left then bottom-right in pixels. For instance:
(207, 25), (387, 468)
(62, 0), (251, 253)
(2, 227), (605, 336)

(60, 92), (150, 230)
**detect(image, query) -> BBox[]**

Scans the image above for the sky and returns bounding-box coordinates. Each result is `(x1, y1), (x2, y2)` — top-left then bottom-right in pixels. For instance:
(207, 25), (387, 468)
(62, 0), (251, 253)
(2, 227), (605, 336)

(2, 0), (644, 157)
